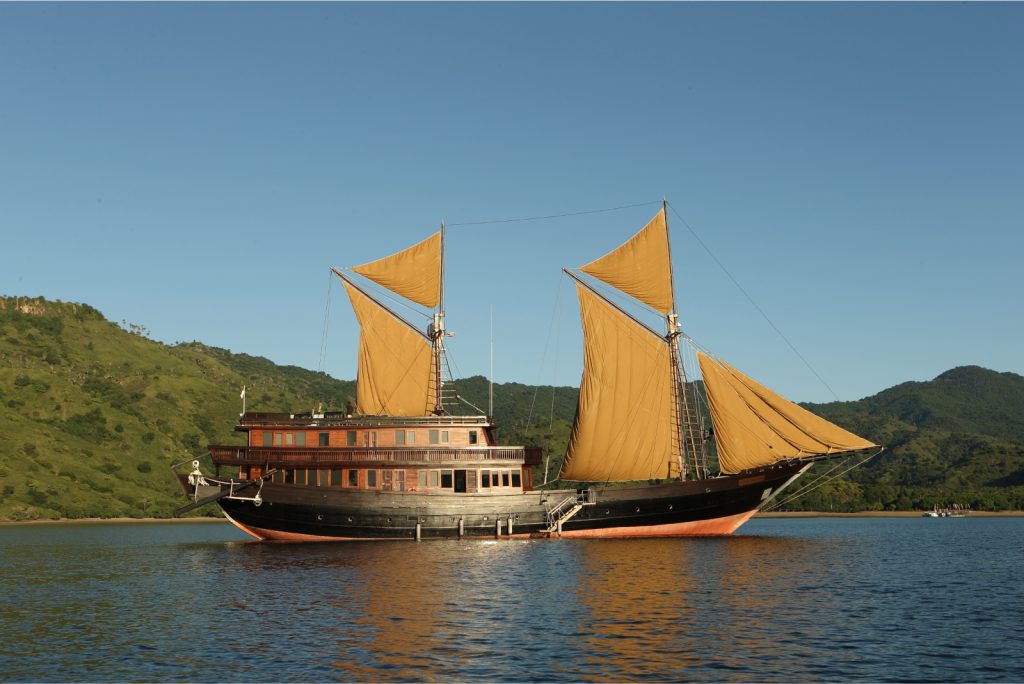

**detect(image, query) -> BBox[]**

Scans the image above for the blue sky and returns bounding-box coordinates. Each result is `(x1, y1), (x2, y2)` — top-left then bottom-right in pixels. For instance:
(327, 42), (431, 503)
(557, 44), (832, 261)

(1, 3), (1021, 403)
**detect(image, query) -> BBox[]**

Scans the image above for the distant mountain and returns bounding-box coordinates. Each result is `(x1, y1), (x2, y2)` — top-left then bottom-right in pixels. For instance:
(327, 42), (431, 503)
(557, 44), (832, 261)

(1, 296), (1021, 519)
(802, 366), (1024, 511)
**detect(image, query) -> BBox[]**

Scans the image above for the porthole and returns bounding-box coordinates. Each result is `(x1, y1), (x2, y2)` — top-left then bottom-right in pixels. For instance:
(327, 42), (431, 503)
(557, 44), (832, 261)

(347, 516), (353, 522)
(668, 504), (673, 511)
(483, 516), (489, 521)
(635, 507), (640, 513)
(317, 514), (323, 521)
(387, 517), (392, 523)
(604, 509), (610, 515)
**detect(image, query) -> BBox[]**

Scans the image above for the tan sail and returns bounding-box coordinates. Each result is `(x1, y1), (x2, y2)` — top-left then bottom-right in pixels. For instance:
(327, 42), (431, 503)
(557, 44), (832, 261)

(580, 208), (674, 315)
(351, 232), (441, 308)
(343, 281), (434, 416)
(698, 352), (877, 474)
(560, 284), (680, 482)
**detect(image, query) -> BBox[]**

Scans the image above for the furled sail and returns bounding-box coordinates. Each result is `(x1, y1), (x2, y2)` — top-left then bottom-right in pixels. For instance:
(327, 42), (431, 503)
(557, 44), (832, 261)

(560, 284), (680, 482)
(698, 352), (878, 474)
(343, 281), (434, 416)
(351, 232), (441, 308)
(579, 208), (674, 315)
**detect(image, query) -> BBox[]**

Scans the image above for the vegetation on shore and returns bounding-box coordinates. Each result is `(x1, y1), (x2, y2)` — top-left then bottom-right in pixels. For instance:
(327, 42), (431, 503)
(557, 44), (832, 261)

(1, 295), (1022, 520)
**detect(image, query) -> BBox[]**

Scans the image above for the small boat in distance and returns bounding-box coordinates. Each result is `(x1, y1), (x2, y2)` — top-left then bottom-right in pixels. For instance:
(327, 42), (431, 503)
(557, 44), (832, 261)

(923, 504), (970, 518)
(174, 203), (882, 540)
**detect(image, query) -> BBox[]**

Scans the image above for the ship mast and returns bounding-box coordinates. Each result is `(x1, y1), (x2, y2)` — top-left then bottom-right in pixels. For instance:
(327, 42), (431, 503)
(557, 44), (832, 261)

(662, 199), (686, 480)
(432, 223), (446, 414)
(662, 199), (704, 480)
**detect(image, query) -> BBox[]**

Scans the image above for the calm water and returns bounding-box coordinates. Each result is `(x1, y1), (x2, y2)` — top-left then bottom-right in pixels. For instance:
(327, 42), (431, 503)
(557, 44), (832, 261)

(0, 518), (1021, 682)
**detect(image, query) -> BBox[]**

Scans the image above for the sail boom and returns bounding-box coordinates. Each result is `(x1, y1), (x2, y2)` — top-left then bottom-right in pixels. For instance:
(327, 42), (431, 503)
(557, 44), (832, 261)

(333, 269), (430, 341)
(563, 269), (666, 342)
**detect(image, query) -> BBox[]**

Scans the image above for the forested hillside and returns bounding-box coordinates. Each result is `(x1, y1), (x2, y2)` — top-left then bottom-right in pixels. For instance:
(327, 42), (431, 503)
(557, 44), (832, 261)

(1, 296), (1022, 519)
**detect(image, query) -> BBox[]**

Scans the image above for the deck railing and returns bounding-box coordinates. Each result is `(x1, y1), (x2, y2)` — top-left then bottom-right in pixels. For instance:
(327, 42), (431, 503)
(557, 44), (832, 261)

(209, 445), (527, 466)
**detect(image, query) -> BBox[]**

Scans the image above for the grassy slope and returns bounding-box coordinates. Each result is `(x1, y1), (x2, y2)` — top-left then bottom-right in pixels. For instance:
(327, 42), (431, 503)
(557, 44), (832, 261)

(0, 297), (355, 520)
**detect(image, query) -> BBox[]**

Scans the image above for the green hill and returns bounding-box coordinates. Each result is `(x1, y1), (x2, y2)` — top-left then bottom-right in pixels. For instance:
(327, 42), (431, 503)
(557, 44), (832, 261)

(0, 296), (356, 520)
(2, 295), (1022, 519)
(798, 366), (1024, 511)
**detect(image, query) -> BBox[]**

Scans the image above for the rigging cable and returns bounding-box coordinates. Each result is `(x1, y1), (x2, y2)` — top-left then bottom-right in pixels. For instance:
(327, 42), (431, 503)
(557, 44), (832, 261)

(446, 199), (662, 228)
(666, 201), (841, 402)
(317, 269), (334, 374)
(763, 450), (882, 512)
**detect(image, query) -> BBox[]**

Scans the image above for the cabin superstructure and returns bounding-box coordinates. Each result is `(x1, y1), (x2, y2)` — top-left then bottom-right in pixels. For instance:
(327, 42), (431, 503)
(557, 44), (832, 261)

(209, 413), (539, 495)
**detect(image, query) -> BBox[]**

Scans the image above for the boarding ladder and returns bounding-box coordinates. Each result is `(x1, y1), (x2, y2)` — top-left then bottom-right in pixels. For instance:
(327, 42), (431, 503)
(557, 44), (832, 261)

(545, 489), (596, 537)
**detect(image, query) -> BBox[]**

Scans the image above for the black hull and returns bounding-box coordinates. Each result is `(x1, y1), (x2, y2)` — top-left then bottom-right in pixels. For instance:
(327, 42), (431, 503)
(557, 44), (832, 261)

(178, 462), (808, 541)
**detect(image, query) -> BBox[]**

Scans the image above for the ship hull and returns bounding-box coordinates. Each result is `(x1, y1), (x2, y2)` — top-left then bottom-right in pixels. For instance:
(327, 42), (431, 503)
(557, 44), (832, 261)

(177, 462), (807, 541)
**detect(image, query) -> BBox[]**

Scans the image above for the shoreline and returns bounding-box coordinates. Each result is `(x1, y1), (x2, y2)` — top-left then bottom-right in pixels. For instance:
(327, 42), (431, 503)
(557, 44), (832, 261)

(755, 510), (1024, 518)
(0, 517), (225, 526)
(2, 512), (1022, 525)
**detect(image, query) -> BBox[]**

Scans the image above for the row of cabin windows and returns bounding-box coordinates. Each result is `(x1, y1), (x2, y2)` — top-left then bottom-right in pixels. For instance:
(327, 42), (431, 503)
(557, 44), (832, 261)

(260, 429), (478, 447)
(262, 467), (521, 491)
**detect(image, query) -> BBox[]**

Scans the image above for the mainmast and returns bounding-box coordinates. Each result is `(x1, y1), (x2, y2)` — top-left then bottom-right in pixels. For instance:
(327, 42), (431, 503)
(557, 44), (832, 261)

(662, 199), (706, 480)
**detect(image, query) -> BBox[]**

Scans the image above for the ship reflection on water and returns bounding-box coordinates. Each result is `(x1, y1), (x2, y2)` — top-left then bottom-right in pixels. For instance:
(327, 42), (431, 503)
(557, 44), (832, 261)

(213, 534), (838, 681)
(2, 521), (1021, 682)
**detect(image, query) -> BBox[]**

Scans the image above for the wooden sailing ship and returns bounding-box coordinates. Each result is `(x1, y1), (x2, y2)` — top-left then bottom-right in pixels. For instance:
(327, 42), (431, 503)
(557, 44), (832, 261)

(174, 205), (880, 540)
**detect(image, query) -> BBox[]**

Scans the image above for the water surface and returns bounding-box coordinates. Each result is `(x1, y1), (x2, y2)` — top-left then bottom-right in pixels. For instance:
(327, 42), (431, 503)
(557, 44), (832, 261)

(1, 518), (1021, 681)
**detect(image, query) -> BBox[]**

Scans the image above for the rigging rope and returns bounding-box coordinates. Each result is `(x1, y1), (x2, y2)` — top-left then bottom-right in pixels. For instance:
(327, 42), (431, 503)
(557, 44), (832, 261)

(446, 200), (662, 228)
(665, 202), (841, 402)
(317, 270), (334, 374)
(764, 450), (881, 512)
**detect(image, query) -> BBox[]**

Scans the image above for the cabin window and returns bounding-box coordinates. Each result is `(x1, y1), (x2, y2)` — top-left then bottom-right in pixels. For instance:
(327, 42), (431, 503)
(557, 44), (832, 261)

(395, 430), (406, 445)
(285, 433), (294, 446)
(319, 432), (329, 447)
(408, 431), (416, 444)
(348, 469), (358, 487)
(284, 469), (295, 484)
(441, 430), (449, 443)
(331, 469), (343, 486)
(491, 472), (499, 487)
(480, 470), (490, 488)
(441, 470), (453, 489)
(502, 471), (510, 487)
(367, 470), (378, 488)
(274, 433), (282, 446)
(467, 470), (477, 488)
(262, 432), (272, 447)
(512, 471), (521, 488)
(347, 431), (356, 446)
(469, 430), (478, 445)
(364, 432), (377, 447)
(296, 432), (306, 447)
(418, 470), (427, 488)
(429, 429), (439, 444)
(430, 470), (439, 487)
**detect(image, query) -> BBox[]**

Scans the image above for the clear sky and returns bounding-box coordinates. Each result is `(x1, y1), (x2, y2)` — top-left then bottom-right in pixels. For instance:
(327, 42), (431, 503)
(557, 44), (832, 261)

(1, 3), (1021, 404)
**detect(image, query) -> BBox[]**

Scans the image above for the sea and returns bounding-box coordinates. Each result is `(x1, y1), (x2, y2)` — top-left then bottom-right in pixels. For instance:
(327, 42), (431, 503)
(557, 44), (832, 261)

(0, 517), (1021, 682)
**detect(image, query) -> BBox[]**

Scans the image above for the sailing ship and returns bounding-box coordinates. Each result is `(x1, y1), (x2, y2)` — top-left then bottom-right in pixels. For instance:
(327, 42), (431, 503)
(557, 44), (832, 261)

(173, 204), (881, 540)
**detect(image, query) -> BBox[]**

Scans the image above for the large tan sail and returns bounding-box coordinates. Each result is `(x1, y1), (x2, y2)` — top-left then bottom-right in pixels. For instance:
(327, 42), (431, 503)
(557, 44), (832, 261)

(698, 352), (877, 474)
(580, 208), (674, 315)
(351, 232), (441, 308)
(343, 281), (434, 416)
(560, 284), (680, 482)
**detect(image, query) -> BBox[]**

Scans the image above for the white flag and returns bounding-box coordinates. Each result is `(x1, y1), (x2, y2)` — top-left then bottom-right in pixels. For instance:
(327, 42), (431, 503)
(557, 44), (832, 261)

(240, 386), (246, 399)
